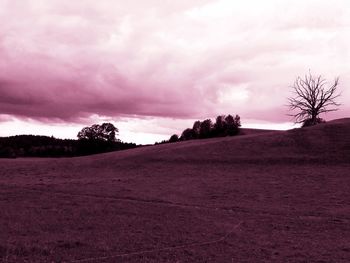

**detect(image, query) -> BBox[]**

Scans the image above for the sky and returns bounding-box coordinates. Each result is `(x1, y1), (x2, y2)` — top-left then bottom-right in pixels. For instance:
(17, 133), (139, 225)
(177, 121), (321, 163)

(1, 0), (349, 144)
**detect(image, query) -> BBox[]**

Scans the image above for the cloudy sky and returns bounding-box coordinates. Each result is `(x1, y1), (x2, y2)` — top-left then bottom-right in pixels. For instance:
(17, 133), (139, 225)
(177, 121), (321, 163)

(1, 0), (349, 144)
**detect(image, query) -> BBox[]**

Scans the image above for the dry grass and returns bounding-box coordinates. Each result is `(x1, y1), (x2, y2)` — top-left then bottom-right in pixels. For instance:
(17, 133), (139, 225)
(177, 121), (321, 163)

(1, 119), (350, 262)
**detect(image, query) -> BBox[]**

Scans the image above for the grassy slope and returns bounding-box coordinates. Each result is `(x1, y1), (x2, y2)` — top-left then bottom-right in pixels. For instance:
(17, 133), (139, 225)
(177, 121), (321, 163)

(1, 119), (350, 262)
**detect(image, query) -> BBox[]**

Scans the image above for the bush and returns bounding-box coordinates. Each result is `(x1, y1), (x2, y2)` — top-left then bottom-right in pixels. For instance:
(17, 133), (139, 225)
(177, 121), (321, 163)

(302, 118), (326, 127)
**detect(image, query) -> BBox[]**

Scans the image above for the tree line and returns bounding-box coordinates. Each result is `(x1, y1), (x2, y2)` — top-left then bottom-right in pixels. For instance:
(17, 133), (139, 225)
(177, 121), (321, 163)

(0, 123), (136, 158)
(161, 114), (241, 144)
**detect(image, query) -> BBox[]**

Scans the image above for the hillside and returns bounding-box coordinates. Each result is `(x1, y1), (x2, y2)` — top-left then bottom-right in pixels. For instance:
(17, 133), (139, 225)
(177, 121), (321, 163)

(0, 119), (349, 262)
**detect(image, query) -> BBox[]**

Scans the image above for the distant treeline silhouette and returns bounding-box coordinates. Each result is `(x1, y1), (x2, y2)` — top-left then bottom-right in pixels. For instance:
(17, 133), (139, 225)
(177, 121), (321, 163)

(0, 123), (137, 158)
(158, 114), (241, 144)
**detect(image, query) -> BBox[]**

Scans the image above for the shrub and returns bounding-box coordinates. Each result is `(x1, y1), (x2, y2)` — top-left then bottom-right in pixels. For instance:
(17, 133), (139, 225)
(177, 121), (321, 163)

(302, 117), (326, 127)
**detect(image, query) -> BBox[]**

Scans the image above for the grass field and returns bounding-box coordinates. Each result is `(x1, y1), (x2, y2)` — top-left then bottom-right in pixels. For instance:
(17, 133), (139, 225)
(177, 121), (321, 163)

(1, 119), (350, 262)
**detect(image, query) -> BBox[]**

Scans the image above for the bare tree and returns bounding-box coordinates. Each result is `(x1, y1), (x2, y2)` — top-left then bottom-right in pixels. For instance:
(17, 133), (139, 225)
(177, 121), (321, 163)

(288, 72), (340, 126)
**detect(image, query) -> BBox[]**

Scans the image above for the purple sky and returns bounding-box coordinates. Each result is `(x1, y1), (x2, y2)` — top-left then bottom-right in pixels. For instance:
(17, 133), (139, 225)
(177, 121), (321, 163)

(1, 0), (349, 144)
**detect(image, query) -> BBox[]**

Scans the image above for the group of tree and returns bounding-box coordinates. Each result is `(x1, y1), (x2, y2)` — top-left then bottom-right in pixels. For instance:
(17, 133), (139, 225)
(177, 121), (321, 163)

(77, 123), (118, 142)
(0, 71), (343, 158)
(165, 114), (241, 143)
(76, 122), (126, 155)
(164, 70), (342, 145)
(0, 123), (137, 158)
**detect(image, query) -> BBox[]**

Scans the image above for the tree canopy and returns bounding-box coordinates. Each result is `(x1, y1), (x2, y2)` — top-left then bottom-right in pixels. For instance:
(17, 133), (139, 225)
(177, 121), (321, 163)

(77, 123), (119, 142)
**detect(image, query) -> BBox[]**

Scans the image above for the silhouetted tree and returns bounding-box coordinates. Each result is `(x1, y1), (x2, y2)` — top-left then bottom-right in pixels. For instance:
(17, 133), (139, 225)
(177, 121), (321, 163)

(169, 134), (179, 143)
(77, 123), (119, 142)
(213, 115), (226, 136)
(192, 121), (201, 138)
(199, 119), (213, 138)
(225, 114), (241, 135)
(288, 72), (340, 126)
(76, 123), (121, 155)
(180, 128), (195, 140)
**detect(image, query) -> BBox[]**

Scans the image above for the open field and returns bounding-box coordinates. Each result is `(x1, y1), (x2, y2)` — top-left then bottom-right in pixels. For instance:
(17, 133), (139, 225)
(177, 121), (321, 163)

(1, 119), (350, 262)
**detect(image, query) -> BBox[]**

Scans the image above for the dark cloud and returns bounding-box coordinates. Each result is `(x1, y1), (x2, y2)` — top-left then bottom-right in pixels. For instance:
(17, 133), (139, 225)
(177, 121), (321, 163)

(0, 0), (349, 126)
